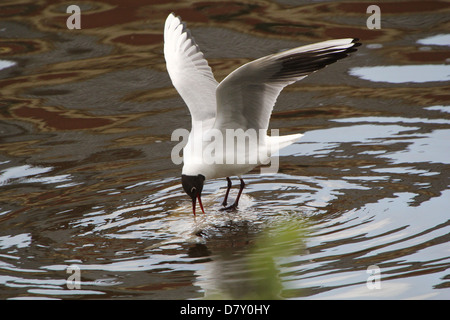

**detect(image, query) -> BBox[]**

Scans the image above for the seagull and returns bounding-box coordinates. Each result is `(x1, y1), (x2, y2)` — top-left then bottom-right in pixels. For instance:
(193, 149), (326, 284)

(164, 13), (360, 215)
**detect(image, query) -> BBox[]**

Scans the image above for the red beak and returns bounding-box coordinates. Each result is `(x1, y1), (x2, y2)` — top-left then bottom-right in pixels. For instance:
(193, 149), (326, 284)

(192, 194), (206, 216)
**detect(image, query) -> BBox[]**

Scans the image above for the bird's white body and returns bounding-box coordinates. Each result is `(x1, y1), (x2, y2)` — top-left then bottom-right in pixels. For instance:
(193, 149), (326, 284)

(182, 127), (302, 179)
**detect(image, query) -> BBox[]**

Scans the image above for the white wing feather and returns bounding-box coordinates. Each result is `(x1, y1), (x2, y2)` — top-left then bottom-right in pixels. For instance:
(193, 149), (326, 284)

(214, 38), (360, 131)
(164, 13), (218, 127)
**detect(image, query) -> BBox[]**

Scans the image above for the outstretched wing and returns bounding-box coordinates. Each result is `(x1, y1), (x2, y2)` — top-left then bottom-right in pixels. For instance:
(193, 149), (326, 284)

(214, 38), (360, 131)
(164, 13), (218, 125)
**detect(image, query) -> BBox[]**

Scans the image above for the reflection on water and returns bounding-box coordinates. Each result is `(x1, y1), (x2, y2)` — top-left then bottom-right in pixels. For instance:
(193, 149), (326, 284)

(0, 0), (449, 299)
(350, 65), (450, 83)
(417, 34), (450, 47)
(0, 60), (16, 71)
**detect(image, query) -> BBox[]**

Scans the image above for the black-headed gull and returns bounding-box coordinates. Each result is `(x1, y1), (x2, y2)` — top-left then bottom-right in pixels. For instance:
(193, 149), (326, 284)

(164, 13), (360, 215)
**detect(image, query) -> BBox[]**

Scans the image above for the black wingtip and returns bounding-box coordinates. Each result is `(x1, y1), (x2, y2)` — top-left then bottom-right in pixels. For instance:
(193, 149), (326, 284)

(352, 38), (362, 48)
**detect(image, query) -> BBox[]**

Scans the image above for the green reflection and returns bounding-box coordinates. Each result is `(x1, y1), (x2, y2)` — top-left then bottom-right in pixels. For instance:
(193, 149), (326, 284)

(206, 216), (308, 300)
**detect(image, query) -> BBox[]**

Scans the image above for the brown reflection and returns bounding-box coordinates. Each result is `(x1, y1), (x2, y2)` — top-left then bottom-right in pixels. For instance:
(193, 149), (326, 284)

(402, 51), (450, 63)
(0, 2), (40, 17)
(111, 33), (163, 46)
(3, 0), (422, 54)
(335, 1), (450, 14)
(324, 27), (387, 41)
(13, 106), (113, 130)
(383, 46), (450, 63)
(284, 84), (450, 107)
(0, 140), (43, 157)
(272, 105), (382, 121)
(0, 40), (47, 56)
(0, 97), (147, 133)
(0, 70), (96, 96)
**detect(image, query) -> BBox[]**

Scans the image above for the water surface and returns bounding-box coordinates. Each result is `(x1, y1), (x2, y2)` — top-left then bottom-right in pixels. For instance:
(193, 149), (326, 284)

(0, 0), (449, 299)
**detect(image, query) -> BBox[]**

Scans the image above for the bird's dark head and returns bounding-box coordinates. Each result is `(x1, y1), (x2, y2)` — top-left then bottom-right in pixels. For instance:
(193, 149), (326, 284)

(181, 174), (206, 215)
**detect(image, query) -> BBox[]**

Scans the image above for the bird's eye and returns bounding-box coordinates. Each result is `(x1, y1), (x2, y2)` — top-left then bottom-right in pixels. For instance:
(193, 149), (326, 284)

(191, 187), (196, 193)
